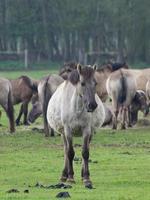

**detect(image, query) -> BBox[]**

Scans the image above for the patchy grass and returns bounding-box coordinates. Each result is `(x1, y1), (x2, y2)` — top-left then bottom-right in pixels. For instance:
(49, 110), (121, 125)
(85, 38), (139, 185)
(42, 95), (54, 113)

(0, 126), (150, 200)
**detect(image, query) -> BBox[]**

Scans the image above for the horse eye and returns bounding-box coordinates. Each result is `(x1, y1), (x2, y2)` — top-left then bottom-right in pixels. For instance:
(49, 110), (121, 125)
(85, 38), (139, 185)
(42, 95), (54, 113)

(81, 82), (85, 86)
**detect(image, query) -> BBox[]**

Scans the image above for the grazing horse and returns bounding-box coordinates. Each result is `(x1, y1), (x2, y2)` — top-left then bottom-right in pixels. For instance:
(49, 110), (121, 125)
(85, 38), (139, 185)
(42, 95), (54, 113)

(106, 69), (136, 129)
(10, 76), (38, 125)
(28, 93), (42, 123)
(47, 64), (105, 188)
(130, 90), (149, 125)
(28, 74), (64, 136)
(0, 78), (15, 132)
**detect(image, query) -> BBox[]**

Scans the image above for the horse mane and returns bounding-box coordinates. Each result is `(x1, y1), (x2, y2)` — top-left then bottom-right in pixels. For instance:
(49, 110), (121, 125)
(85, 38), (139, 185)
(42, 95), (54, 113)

(19, 75), (38, 92)
(111, 62), (128, 71)
(80, 66), (95, 79)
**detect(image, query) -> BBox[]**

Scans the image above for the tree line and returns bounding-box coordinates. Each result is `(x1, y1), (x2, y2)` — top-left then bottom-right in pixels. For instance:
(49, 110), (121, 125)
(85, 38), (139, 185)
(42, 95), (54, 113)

(0, 0), (150, 65)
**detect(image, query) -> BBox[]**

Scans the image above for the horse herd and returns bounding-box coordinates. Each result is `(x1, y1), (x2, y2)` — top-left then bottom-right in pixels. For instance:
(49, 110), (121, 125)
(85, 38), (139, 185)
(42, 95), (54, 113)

(0, 62), (150, 188)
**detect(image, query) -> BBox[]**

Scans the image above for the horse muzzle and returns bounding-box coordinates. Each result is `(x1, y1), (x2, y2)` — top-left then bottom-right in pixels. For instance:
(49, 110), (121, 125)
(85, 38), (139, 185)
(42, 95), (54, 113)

(87, 102), (98, 112)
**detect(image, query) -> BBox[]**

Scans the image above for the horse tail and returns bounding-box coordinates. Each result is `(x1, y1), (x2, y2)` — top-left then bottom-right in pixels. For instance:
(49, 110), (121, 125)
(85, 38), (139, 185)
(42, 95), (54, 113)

(43, 75), (54, 136)
(7, 86), (15, 132)
(20, 76), (38, 92)
(118, 70), (127, 104)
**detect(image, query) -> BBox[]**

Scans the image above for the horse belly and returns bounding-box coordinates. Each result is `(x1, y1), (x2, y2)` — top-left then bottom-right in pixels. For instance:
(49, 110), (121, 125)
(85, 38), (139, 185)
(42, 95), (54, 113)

(47, 89), (63, 134)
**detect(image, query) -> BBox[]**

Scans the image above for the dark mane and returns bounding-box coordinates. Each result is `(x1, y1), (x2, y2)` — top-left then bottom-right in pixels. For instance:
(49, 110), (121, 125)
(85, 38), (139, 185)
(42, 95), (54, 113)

(111, 62), (128, 71)
(19, 75), (37, 92)
(96, 62), (128, 73)
(80, 66), (94, 80)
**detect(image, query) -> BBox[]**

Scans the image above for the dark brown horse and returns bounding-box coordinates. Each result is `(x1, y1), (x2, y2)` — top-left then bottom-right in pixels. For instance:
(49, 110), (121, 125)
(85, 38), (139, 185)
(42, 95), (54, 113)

(0, 78), (15, 132)
(10, 76), (38, 125)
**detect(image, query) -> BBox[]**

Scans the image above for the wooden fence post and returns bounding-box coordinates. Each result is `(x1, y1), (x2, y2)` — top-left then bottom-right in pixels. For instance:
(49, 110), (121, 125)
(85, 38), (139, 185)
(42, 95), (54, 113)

(24, 49), (28, 69)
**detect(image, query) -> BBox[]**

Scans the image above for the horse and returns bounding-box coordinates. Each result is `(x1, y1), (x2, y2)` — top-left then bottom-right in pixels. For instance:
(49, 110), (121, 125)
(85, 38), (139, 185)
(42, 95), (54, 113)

(106, 69), (136, 129)
(28, 74), (64, 136)
(47, 64), (105, 188)
(130, 90), (149, 125)
(0, 78), (15, 132)
(10, 76), (38, 126)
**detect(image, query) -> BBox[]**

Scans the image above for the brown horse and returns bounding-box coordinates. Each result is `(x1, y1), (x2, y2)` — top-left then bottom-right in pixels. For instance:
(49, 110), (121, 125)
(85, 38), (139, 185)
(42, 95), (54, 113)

(0, 78), (15, 132)
(10, 76), (38, 125)
(106, 69), (136, 129)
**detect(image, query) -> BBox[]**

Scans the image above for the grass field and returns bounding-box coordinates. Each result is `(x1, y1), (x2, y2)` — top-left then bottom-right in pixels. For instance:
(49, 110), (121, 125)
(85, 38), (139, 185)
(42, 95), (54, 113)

(0, 70), (150, 200)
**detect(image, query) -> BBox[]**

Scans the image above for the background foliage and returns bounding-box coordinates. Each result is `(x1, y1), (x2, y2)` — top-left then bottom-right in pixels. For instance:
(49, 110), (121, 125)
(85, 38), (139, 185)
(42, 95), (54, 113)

(0, 0), (150, 69)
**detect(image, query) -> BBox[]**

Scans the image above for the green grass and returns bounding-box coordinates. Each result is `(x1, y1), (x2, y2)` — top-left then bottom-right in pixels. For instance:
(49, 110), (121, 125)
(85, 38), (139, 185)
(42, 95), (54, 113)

(0, 124), (150, 200)
(0, 60), (61, 71)
(0, 69), (58, 79)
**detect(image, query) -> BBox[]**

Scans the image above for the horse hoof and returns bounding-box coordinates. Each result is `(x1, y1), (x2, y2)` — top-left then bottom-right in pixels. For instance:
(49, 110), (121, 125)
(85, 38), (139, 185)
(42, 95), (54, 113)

(66, 178), (76, 184)
(112, 126), (117, 130)
(24, 122), (30, 126)
(121, 125), (126, 130)
(83, 179), (93, 189)
(60, 176), (67, 182)
(128, 124), (132, 128)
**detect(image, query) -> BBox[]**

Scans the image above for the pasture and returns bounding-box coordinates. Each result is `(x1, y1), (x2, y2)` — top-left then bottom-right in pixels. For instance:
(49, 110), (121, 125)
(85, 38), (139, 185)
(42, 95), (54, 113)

(0, 70), (150, 200)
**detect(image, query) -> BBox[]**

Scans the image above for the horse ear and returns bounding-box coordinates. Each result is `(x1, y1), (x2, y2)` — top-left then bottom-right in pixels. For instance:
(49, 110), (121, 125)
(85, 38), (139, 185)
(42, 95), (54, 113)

(93, 64), (97, 70)
(77, 64), (82, 74)
(69, 70), (80, 85)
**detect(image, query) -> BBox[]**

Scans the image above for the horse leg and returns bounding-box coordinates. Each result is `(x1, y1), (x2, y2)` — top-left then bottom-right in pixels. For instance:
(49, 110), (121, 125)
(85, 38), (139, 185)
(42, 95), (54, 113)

(64, 126), (75, 183)
(121, 106), (127, 129)
(112, 109), (118, 129)
(16, 104), (23, 126)
(3, 102), (15, 133)
(60, 134), (68, 182)
(112, 98), (118, 129)
(81, 128), (92, 188)
(43, 104), (54, 137)
(23, 102), (30, 125)
(44, 120), (54, 137)
(127, 106), (132, 127)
